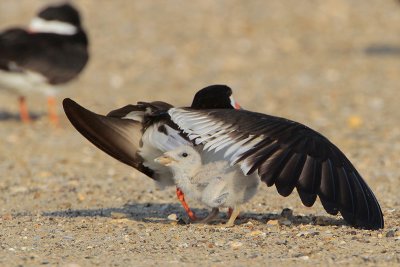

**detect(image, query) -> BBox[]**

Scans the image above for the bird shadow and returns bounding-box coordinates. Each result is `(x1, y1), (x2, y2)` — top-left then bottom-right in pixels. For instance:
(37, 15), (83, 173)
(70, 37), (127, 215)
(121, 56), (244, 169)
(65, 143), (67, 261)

(42, 202), (209, 224)
(237, 209), (346, 228)
(0, 110), (44, 121)
(41, 202), (346, 227)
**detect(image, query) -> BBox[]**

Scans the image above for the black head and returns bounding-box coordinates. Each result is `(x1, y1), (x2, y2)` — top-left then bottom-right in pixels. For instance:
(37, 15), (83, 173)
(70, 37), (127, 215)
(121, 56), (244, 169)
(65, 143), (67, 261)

(191, 85), (237, 109)
(38, 3), (82, 27)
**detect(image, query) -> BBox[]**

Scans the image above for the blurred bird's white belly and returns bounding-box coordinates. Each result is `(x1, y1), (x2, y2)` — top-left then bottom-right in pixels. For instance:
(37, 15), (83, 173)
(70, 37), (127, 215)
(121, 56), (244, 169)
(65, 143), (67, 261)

(0, 70), (55, 96)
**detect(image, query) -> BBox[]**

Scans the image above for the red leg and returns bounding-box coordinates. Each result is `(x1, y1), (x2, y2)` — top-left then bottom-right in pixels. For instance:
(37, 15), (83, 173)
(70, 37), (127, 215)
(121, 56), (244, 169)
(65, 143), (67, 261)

(176, 187), (197, 221)
(18, 96), (31, 123)
(47, 96), (59, 126)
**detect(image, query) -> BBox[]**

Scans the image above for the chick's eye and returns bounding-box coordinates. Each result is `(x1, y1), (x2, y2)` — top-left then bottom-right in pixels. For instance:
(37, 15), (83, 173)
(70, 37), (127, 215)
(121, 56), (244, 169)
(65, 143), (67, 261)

(181, 152), (188, 158)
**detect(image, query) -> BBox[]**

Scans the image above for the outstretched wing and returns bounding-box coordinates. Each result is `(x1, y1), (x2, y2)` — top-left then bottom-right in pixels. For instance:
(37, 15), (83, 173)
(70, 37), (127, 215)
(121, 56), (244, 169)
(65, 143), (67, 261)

(63, 98), (154, 177)
(169, 108), (384, 229)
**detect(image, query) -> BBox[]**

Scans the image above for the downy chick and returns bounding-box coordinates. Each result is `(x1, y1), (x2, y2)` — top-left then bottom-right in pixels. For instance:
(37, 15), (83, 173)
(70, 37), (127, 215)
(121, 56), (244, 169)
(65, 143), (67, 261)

(155, 145), (259, 226)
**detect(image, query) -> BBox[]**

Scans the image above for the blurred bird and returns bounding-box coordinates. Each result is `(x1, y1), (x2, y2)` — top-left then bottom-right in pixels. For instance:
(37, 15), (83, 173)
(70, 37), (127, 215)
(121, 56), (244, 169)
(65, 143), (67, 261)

(0, 3), (89, 124)
(155, 145), (259, 226)
(63, 85), (240, 221)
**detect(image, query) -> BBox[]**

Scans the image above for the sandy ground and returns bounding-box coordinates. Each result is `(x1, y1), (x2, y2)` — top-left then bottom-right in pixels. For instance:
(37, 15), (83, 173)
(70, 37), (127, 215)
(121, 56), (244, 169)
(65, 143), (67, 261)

(1, 0), (400, 266)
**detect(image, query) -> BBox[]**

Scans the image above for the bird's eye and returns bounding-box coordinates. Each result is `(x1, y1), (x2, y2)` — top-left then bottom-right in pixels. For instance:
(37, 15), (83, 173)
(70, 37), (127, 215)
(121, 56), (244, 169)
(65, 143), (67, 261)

(181, 152), (188, 157)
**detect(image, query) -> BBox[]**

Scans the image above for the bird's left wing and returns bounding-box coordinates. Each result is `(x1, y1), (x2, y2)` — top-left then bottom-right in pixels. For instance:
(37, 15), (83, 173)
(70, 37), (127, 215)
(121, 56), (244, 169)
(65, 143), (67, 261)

(168, 108), (384, 229)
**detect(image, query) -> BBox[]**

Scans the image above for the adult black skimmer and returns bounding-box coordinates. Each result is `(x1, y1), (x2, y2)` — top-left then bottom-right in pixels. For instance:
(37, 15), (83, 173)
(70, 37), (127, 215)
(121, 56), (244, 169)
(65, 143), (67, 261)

(63, 85), (239, 220)
(64, 85), (384, 229)
(155, 145), (259, 227)
(0, 3), (89, 124)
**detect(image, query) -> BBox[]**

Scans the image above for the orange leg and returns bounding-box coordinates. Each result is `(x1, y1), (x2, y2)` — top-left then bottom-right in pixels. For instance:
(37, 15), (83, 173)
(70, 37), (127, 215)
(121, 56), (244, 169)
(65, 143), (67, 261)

(18, 96), (31, 123)
(47, 96), (59, 126)
(176, 187), (197, 221)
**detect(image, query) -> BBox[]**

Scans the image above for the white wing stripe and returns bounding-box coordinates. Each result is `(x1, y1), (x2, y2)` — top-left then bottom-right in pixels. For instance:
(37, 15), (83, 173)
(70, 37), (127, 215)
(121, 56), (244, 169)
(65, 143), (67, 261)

(230, 135), (264, 164)
(205, 133), (234, 151)
(169, 108), (265, 167)
(223, 135), (254, 158)
(214, 138), (236, 153)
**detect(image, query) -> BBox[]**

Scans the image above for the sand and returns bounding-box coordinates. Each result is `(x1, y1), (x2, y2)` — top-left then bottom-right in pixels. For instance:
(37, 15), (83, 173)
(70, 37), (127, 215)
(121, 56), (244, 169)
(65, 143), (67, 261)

(0, 1), (399, 266)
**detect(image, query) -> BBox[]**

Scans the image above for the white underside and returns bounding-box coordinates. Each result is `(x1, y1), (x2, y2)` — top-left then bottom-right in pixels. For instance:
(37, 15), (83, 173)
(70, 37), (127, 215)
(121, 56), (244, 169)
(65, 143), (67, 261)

(0, 69), (57, 96)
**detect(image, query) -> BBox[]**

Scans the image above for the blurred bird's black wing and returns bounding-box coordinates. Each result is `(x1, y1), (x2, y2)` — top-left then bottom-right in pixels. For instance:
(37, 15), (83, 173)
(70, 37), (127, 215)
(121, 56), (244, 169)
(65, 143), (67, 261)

(169, 108), (384, 229)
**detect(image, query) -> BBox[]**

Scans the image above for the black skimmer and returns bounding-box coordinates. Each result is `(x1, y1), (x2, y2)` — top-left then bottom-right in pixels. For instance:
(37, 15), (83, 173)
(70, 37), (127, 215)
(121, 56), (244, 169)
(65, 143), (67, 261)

(63, 85), (239, 220)
(155, 145), (259, 226)
(0, 3), (89, 124)
(64, 85), (384, 229)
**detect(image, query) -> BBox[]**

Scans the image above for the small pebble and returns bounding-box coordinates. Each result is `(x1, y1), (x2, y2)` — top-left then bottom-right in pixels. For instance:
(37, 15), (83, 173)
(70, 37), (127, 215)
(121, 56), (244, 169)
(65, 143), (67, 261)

(246, 230), (267, 237)
(178, 243), (189, 248)
(77, 193), (86, 202)
(167, 214), (178, 221)
(214, 241), (225, 247)
(276, 240), (287, 245)
(230, 241), (243, 249)
(385, 229), (397, 238)
(296, 230), (319, 237)
(279, 220), (292, 226)
(267, 219), (279, 226)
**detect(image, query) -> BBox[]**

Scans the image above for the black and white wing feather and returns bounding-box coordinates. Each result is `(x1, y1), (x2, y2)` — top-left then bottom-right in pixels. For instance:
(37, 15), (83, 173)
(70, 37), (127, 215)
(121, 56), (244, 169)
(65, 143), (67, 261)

(169, 108), (384, 229)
